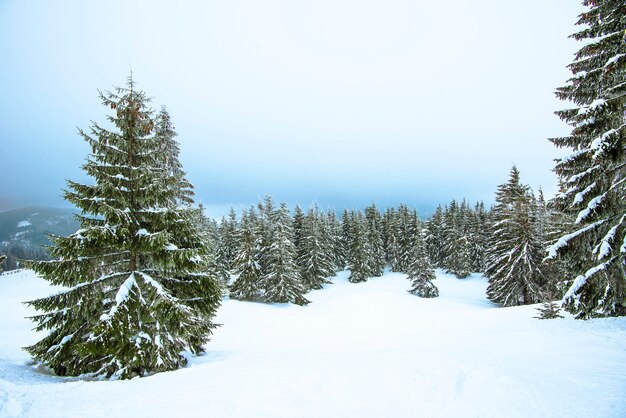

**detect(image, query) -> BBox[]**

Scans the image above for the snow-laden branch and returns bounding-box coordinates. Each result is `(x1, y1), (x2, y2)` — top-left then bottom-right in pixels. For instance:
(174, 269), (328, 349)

(576, 193), (607, 224)
(562, 259), (612, 304)
(546, 219), (607, 259)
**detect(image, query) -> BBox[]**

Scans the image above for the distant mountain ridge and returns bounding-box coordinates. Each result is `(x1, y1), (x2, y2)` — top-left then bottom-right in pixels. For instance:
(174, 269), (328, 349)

(0, 207), (80, 271)
(0, 207), (80, 246)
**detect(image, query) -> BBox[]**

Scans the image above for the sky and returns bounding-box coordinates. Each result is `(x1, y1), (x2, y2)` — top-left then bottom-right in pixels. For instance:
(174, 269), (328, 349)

(0, 0), (585, 218)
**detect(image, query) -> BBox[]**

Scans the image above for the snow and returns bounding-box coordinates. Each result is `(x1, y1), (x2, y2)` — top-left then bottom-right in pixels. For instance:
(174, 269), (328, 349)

(100, 273), (136, 321)
(605, 53), (624, 67)
(575, 193), (606, 224)
(573, 182), (596, 205)
(16, 221), (31, 228)
(1, 270), (626, 417)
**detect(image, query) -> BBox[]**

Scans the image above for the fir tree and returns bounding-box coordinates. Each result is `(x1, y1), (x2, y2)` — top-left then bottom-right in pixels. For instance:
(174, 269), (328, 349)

(468, 202), (488, 273)
(348, 212), (369, 283)
(534, 287), (565, 320)
(298, 206), (334, 290)
(425, 205), (444, 267)
(219, 208), (239, 270)
(203, 215), (231, 287)
(406, 230), (439, 298)
(261, 203), (309, 305)
(256, 196), (277, 277)
(24, 77), (222, 379)
(440, 201), (473, 278)
(340, 208), (354, 270)
(485, 167), (545, 306)
(382, 207), (396, 263)
(230, 209), (262, 301)
(364, 204), (386, 277)
(326, 210), (345, 271)
(0, 254), (5, 266)
(548, 0), (626, 318)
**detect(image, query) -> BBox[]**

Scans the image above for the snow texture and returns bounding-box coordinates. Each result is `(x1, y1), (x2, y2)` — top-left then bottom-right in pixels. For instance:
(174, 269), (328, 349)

(1, 270), (625, 418)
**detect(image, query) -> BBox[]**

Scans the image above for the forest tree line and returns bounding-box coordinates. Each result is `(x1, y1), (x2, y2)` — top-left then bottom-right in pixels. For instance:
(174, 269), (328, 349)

(202, 164), (570, 314)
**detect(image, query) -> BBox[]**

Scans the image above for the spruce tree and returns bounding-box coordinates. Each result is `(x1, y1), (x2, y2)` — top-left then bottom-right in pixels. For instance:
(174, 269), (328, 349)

(406, 230), (439, 298)
(24, 77), (222, 379)
(0, 254), (5, 266)
(425, 206), (444, 267)
(218, 208), (239, 270)
(348, 212), (369, 283)
(341, 208), (352, 263)
(204, 215), (231, 287)
(485, 167), (545, 306)
(364, 204), (386, 277)
(298, 206), (333, 290)
(256, 196), (276, 277)
(468, 202), (488, 273)
(382, 207), (395, 263)
(535, 288), (564, 320)
(548, 0), (626, 318)
(261, 203), (309, 305)
(440, 201), (473, 278)
(230, 209), (262, 301)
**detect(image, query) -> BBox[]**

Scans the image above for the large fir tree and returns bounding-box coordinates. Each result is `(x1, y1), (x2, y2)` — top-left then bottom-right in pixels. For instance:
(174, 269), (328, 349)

(25, 77), (222, 379)
(548, 0), (626, 318)
(298, 206), (334, 290)
(485, 167), (545, 306)
(261, 203), (309, 305)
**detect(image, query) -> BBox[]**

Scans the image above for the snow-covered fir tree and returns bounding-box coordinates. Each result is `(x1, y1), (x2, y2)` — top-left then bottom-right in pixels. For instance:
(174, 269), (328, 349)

(25, 77), (222, 379)
(382, 207), (395, 263)
(364, 204), (386, 277)
(535, 289), (564, 320)
(547, 0), (626, 318)
(485, 166), (545, 306)
(230, 208), (262, 301)
(203, 214), (231, 287)
(0, 254), (5, 266)
(384, 204), (413, 272)
(256, 196), (277, 277)
(401, 209), (424, 274)
(261, 203), (309, 305)
(326, 210), (346, 271)
(468, 202), (488, 273)
(440, 201), (473, 278)
(298, 206), (334, 290)
(425, 205), (445, 267)
(218, 208), (239, 270)
(347, 211), (370, 283)
(406, 228), (439, 298)
(319, 210), (339, 277)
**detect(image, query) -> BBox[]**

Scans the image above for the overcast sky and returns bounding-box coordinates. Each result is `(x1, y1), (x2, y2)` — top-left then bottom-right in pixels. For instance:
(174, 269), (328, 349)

(0, 0), (585, 217)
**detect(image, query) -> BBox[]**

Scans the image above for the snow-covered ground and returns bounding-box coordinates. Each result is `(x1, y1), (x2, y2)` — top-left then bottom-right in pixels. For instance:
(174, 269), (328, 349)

(1, 269), (625, 418)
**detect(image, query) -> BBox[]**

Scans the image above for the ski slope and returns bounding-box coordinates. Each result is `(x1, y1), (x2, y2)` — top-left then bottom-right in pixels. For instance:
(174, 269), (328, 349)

(1, 269), (625, 418)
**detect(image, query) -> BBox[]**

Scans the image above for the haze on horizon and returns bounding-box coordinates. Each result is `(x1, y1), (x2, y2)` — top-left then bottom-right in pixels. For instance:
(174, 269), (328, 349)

(0, 0), (584, 218)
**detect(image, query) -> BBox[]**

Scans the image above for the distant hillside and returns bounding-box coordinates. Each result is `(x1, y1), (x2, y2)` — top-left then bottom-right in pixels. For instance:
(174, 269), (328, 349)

(0, 207), (79, 271)
(0, 207), (79, 246)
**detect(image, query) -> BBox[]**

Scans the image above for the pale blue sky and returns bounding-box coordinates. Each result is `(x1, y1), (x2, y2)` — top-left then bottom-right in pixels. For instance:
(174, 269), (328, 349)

(0, 0), (584, 217)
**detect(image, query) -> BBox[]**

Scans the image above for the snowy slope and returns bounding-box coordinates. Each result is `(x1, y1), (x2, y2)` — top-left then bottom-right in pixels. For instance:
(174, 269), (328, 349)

(1, 269), (625, 418)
